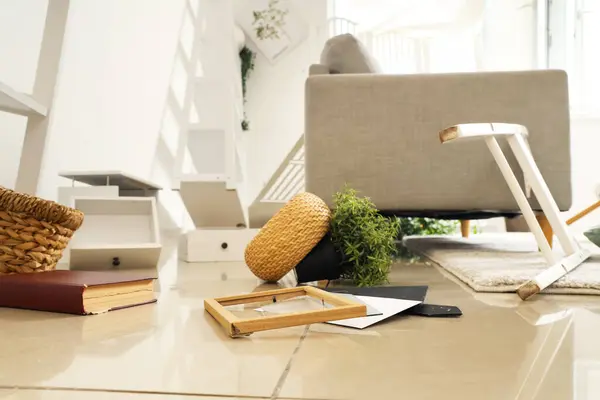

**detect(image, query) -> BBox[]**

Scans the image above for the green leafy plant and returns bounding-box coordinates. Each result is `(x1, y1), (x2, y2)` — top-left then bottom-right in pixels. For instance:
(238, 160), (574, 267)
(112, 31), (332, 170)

(239, 46), (255, 100)
(239, 46), (256, 131)
(397, 217), (458, 238)
(395, 217), (458, 260)
(252, 0), (288, 40)
(330, 186), (401, 287)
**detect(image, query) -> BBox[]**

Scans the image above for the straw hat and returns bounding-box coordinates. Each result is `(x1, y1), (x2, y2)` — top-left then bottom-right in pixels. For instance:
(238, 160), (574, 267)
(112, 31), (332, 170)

(245, 192), (331, 281)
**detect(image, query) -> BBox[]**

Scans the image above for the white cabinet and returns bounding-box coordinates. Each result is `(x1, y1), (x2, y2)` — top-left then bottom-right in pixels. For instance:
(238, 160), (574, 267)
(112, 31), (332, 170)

(180, 228), (258, 262)
(69, 197), (162, 270)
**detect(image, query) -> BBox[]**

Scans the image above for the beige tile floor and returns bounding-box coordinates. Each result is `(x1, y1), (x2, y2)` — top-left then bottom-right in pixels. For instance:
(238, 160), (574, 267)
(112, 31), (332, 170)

(2, 243), (600, 399)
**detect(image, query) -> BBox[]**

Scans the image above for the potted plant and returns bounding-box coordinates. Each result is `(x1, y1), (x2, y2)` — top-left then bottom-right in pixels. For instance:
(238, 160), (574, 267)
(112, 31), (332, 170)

(295, 186), (401, 287)
(294, 232), (344, 283)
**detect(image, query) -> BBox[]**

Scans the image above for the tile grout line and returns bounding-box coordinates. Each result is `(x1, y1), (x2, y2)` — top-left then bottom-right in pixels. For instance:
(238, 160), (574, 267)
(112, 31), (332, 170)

(0, 384), (335, 400)
(270, 325), (310, 400)
(0, 385), (267, 399)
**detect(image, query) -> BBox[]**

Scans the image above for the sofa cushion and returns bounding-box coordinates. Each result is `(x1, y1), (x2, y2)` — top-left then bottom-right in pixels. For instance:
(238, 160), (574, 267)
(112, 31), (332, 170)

(320, 33), (380, 74)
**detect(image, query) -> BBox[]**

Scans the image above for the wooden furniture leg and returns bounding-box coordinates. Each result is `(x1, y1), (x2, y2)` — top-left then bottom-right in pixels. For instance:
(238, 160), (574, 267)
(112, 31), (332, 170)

(505, 199), (598, 249)
(536, 214), (554, 248)
(460, 220), (470, 238)
(536, 200), (599, 249)
(566, 200), (600, 225)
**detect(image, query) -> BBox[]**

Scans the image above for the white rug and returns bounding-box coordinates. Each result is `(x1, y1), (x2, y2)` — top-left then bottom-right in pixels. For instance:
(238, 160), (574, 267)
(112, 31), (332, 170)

(404, 233), (600, 295)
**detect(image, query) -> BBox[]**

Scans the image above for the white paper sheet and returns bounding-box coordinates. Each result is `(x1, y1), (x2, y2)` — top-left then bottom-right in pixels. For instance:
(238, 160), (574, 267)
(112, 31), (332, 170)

(325, 296), (422, 329)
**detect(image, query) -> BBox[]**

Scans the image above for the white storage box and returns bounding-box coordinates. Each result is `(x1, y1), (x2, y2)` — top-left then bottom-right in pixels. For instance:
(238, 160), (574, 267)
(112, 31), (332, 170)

(68, 197), (162, 270)
(57, 185), (119, 207)
(180, 228), (258, 262)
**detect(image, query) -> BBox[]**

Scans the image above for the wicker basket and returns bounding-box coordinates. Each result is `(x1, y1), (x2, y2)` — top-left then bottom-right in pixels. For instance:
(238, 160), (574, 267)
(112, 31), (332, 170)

(0, 187), (84, 274)
(244, 192), (331, 282)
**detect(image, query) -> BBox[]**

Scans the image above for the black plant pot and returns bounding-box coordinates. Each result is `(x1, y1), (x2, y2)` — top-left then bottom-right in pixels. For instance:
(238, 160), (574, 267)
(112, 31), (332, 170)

(294, 233), (347, 283)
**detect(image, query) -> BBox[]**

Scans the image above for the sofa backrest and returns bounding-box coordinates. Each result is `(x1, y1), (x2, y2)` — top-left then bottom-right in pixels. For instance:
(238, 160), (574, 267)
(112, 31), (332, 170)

(304, 69), (572, 213)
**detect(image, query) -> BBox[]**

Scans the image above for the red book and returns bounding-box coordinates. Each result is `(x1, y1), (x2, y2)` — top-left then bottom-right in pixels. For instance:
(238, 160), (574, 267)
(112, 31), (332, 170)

(0, 270), (157, 315)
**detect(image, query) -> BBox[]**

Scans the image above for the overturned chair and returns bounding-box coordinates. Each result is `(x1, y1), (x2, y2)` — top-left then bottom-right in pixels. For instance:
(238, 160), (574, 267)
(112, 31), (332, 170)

(439, 123), (590, 299)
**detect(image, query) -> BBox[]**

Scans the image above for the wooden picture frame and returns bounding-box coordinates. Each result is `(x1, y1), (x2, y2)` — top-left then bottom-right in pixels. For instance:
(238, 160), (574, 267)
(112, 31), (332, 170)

(204, 286), (367, 337)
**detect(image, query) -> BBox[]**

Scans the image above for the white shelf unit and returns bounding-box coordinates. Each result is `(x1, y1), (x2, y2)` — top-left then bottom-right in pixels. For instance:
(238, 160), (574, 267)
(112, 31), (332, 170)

(68, 197), (162, 270)
(0, 80), (48, 117)
(178, 175), (246, 228)
(175, 0), (244, 189)
(185, 124), (227, 176)
(58, 170), (163, 199)
(56, 169), (164, 223)
(171, 0), (249, 231)
(192, 76), (242, 132)
(57, 185), (120, 208)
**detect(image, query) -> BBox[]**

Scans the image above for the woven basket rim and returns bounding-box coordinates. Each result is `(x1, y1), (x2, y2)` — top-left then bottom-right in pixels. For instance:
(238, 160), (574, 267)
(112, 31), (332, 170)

(0, 187), (84, 231)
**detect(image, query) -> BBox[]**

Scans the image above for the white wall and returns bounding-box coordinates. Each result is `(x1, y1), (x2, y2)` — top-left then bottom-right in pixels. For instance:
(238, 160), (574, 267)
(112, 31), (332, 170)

(0, 0), (193, 232)
(38, 0), (186, 197)
(566, 118), (600, 232)
(234, 0), (328, 204)
(0, 0), (47, 189)
(482, 0), (537, 71)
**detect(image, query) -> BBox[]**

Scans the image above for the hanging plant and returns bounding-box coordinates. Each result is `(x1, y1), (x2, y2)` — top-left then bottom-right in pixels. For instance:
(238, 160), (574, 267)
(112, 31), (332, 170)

(239, 46), (256, 131)
(241, 119), (250, 131)
(239, 46), (255, 100)
(252, 0), (289, 40)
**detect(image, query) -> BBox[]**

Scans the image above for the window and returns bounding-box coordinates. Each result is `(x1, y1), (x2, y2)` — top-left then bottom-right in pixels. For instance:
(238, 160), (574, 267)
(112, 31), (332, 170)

(329, 0), (599, 116)
(328, 0), (529, 74)
(548, 0), (600, 116)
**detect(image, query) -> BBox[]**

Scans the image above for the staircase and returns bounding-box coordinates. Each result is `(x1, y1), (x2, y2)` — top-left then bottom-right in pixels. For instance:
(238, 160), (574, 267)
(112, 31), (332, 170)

(248, 134), (305, 228)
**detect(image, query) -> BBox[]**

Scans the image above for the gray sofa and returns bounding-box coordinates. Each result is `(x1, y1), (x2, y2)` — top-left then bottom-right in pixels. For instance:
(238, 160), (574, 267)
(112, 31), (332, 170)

(304, 64), (572, 221)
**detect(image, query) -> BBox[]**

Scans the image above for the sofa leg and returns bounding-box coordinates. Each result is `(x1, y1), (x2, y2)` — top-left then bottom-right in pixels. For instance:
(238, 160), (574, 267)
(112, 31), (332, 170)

(536, 214), (554, 248)
(460, 220), (470, 238)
